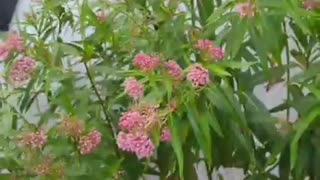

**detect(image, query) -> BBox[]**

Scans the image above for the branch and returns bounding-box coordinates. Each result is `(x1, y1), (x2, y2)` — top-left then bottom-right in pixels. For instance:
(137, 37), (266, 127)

(191, 0), (196, 27)
(0, 97), (34, 128)
(283, 22), (291, 122)
(83, 62), (119, 155)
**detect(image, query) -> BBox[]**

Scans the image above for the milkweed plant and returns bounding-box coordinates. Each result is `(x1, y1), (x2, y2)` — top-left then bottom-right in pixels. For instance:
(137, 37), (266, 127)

(0, 0), (320, 179)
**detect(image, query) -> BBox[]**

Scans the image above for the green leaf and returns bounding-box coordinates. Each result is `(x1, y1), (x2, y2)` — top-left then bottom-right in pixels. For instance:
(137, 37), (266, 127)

(219, 85), (247, 127)
(238, 65), (285, 91)
(0, 174), (13, 180)
(135, 0), (146, 7)
(44, 0), (67, 8)
(287, 9), (311, 34)
(150, 124), (161, 147)
(291, 61), (320, 83)
(183, 146), (198, 180)
(307, 84), (320, 99)
(279, 145), (290, 180)
(0, 157), (17, 170)
(168, 115), (184, 179)
(220, 61), (257, 70)
(289, 22), (308, 49)
(291, 50), (307, 68)
(248, 25), (271, 79)
(226, 20), (247, 59)
(157, 144), (174, 179)
(59, 43), (82, 56)
(18, 78), (38, 113)
(207, 1), (234, 25)
(197, 0), (214, 26)
(290, 107), (320, 169)
(269, 102), (289, 113)
(206, 64), (231, 77)
(185, 103), (212, 165)
(243, 92), (286, 152)
(293, 136), (312, 179)
(198, 111), (214, 162)
(207, 110), (223, 137)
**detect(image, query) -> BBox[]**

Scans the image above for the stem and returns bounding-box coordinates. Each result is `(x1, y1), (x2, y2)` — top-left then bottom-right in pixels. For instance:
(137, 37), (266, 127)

(205, 162), (213, 180)
(191, 0), (196, 27)
(283, 22), (290, 122)
(0, 97), (34, 128)
(83, 62), (119, 155)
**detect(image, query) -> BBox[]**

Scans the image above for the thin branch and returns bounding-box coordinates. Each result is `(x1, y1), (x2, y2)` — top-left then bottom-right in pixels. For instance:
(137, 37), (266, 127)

(0, 97), (34, 128)
(83, 62), (119, 155)
(283, 22), (291, 122)
(191, 0), (196, 27)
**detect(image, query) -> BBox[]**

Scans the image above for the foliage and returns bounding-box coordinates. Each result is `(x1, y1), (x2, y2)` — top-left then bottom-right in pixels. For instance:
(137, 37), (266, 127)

(0, 0), (320, 179)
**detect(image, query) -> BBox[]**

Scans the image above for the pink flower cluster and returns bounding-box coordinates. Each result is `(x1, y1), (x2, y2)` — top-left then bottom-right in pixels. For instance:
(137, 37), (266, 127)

(119, 111), (144, 131)
(117, 132), (154, 159)
(0, 44), (9, 61)
(302, 0), (320, 10)
(165, 60), (183, 80)
(32, 157), (65, 177)
(6, 32), (24, 52)
(187, 64), (210, 87)
(194, 39), (212, 51)
(235, 2), (255, 18)
(194, 39), (224, 61)
(0, 32), (24, 60)
(160, 127), (171, 143)
(9, 56), (36, 87)
(117, 103), (162, 158)
(33, 163), (51, 176)
(79, 130), (102, 155)
(118, 104), (159, 133)
(18, 130), (47, 149)
(33, 158), (53, 176)
(133, 53), (160, 72)
(209, 47), (224, 60)
(124, 77), (144, 100)
(59, 118), (84, 137)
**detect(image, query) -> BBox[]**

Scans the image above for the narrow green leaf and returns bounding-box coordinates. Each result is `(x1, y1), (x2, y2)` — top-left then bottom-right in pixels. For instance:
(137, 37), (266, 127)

(206, 64), (231, 77)
(168, 116), (184, 179)
(218, 85), (247, 127)
(207, 110), (223, 137)
(226, 20), (247, 59)
(59, 43), (82, 56)
(197, 0), (214, 26)
(185, 103), (212, 165)
(220, 61), (257, 70)
(18, 79), (36, 113)
(269, 102), (289, 113)
(291, 62), (320, 83)
(207, 1), (234, 24)
(290, 107), (320, 169)
(249, 25), (271, 79)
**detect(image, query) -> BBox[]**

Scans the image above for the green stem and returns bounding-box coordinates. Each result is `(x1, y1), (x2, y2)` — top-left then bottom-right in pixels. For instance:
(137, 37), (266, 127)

(83, 62), (119, 156)
(191, 0), (196, 27)
(0, 96), (34, 128)
(205, 162), (213, 180)
(283, 22), (290, 122)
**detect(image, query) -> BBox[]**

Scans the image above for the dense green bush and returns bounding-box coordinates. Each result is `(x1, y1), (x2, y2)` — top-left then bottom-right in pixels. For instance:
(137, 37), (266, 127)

(0, 0), (320, 179)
